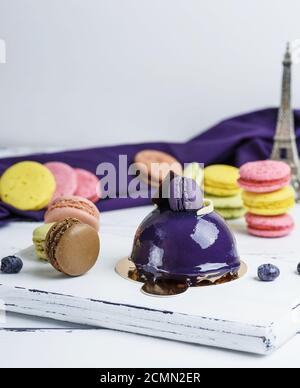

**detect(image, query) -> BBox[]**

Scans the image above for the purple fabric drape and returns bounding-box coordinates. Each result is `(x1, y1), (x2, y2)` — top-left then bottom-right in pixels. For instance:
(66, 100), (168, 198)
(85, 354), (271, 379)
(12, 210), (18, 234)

(0, 108), (299, 223)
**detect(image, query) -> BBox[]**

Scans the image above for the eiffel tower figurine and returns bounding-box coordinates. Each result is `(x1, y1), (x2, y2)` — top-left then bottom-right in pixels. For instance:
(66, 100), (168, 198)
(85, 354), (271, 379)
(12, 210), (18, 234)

(271, 43), (300, 202)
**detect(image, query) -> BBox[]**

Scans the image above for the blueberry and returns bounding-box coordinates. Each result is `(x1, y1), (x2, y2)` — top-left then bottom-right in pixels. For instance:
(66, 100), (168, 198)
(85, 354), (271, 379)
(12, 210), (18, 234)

(257, 264), (280, 282)
(297, 263), (300, 275)
(1, 256), (23, 274)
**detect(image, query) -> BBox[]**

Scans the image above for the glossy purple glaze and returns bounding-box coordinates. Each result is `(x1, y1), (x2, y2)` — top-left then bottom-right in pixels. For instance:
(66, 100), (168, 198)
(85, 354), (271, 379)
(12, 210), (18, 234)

(130, 207), (240, 281)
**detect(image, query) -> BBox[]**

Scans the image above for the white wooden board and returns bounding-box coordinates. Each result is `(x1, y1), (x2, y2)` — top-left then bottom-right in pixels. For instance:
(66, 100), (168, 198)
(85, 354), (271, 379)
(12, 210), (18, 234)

(1, 329), (300, 368)
(0, 205), (300, 355)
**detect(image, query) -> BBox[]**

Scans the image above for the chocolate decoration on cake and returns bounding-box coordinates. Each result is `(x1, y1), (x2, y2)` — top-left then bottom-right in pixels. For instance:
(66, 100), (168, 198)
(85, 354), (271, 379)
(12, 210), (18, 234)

(152, 172), (203, 211)
(168, 175), (203, 211)
(151, 171), (175, 209)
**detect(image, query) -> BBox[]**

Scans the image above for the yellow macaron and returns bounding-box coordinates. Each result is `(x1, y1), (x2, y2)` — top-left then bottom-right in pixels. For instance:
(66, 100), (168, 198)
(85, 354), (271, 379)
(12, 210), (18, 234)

(0, 161), (56, 210)
(204, 164), (240, 197)
(242, 185), (295, 216)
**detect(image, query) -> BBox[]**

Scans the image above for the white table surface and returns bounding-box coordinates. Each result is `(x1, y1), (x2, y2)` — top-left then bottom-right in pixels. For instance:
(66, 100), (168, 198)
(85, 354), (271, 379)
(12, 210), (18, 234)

(0, 204), (300, 367)
(0, 311), (300, 368)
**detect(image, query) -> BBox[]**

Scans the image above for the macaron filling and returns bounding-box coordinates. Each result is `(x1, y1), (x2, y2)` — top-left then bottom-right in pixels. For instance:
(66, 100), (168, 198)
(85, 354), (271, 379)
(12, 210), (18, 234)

(247, 227), (293, 238)
(45, 218), (80, 271)
(47, 199), (99, 217)
(238, 176), (291, 193)
(238, 176), (290, 187)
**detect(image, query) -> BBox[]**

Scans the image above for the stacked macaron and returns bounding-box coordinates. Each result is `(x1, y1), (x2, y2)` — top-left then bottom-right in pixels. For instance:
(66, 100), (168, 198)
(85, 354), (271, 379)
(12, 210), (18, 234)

(204, 165), (245, 220)
(238, 160), (295, 237)
(33, 218), (100, 276)
(0, 161), (56, 211)
(32, 222), (55, 260)
(32, 196), (101, 276)
(44, 162), (100, 203)
(0, 160), (100, 211)
(44, 162), (78, 200)
(45, 196), (100, 230)
(134, 150), (182, 187)
(44, 218), (100, 277)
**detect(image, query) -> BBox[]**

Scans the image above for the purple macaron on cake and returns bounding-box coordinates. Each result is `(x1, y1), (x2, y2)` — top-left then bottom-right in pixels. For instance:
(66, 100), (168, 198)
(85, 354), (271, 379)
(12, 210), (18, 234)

(129, 173), (241, 288)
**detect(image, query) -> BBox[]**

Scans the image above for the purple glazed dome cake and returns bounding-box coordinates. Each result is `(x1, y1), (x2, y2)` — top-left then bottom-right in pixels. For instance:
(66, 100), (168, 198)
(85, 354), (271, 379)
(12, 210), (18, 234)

(130, 174), (241, 285)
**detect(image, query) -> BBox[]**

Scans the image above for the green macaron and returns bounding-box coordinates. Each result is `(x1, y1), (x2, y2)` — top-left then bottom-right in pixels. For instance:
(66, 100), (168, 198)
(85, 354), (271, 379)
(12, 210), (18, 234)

(32, 223), (55, 260)
(205, 193), (245, 220)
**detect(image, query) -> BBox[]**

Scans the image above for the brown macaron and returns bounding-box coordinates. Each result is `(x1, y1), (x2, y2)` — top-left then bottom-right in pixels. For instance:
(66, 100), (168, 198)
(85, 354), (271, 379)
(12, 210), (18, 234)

(45, 218), (100, 277)
(134, 150), (182, 187)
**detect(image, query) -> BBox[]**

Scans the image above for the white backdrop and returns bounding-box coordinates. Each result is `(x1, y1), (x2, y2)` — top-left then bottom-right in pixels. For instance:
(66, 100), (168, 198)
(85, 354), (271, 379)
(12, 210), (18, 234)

(0, 0), (300, 148)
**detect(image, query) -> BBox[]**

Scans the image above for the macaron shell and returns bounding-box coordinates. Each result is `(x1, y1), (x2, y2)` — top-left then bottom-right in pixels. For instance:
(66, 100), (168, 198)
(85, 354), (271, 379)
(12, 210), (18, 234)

(215, 207), (246, 220)
(135, 150), (182, 187)
(74, 168), (100, 203)
(50, 223), (100, 276)
(45, 206), (99, 230)
(239, 160), (291, 183)
(0, 161), (56, 210)
(205, 193), (244, 209)
(33, 222), (56, 241)
(45, 162), (77, 200)
(45, 196), (100, 230)
(246, 213), (294, 237)
(247, 226), (293, 238)
(204, 185), (241, 197)
(45, 218), (81, 270)
(204, 165), (240, 190)
(34, 245), (48, 260)
(245, 213), (294, 229)
(33, 222), (56, 260)
(137, 163), (183, 187)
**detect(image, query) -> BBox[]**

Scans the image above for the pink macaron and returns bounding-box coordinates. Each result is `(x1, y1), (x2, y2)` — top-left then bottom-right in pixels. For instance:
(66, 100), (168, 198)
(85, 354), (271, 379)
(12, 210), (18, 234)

(74, 168), (100, 203)
(238, 160), (291, 193)
(245, 213), (294, 238)
(45, 162), (78, 200)
(44, 196), (100, 231)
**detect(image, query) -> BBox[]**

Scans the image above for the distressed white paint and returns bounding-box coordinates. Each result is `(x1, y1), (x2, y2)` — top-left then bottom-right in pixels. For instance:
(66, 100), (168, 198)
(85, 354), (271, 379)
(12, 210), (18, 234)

(0, 205), (300, 354)
(0, 300), (6, 324)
